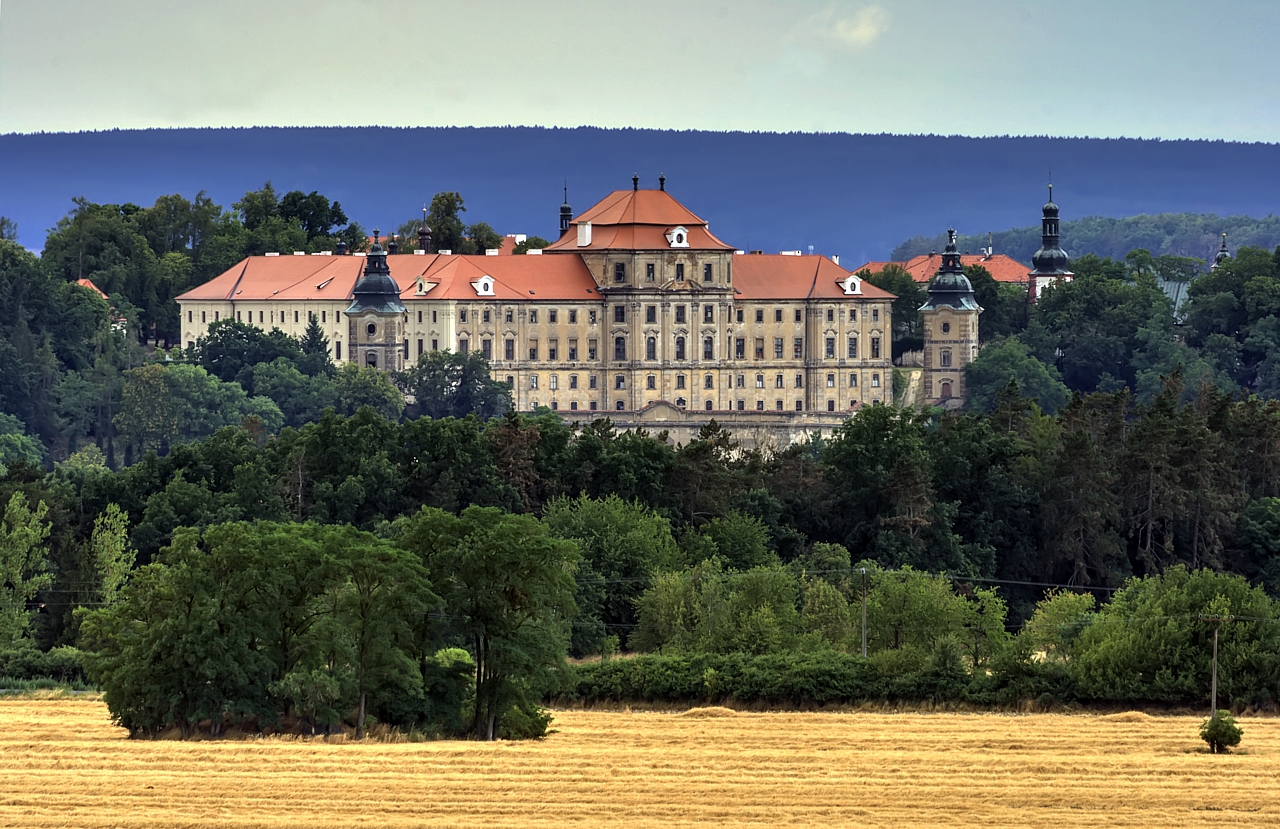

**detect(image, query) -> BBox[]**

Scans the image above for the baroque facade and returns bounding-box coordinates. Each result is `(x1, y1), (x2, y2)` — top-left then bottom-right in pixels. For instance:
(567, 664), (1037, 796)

(176, 182), (897, 440)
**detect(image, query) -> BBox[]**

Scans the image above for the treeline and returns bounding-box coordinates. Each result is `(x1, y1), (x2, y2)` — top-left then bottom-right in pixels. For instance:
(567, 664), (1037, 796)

(892, 213), (1280, 265)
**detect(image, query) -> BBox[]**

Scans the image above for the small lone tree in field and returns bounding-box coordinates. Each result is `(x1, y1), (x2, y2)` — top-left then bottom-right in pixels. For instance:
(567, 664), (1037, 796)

(1200, 711), (1243, 754)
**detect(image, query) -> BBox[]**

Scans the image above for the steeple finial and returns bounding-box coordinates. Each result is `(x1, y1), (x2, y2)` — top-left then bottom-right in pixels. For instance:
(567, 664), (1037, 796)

(559, 182), (573, 236)
(632, 173), (639, 191)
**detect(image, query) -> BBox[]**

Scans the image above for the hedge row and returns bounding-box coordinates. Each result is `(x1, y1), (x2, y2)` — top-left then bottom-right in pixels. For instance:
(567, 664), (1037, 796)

(0, 648), (88, 686)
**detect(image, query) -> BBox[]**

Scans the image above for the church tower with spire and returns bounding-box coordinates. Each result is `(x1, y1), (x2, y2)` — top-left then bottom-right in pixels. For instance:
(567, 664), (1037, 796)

(1212, 232), (1231, 270)
(1028, 184), (1073, 302)
(345, 229), (407, 371)
(919, 229), (982, 408)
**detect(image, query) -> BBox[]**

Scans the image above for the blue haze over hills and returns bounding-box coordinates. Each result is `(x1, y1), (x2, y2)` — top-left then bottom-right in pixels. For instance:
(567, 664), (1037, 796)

(1, 127), (1278, 264)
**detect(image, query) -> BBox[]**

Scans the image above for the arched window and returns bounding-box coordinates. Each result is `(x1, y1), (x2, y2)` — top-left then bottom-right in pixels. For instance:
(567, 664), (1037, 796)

(704, 374), (714, 389)
(941, 381), (952, 398)
(616, 400), (625, 410)
(940, 349), (952, 367)
(366, 351), (378, 368)
(614, 337), (626, 361)
(675, 337), (686, 360)
(646, 337), (656, 360)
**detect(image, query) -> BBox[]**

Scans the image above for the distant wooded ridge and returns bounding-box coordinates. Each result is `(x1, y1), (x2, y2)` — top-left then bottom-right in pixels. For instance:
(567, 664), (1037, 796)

(3, 127), (1279, 260)
(893, 213), (1280, 265)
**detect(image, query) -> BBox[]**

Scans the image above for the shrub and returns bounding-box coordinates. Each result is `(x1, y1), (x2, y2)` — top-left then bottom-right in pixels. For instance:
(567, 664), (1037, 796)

(1200, 711), (1243, 754)
(0, 647), (87, 685)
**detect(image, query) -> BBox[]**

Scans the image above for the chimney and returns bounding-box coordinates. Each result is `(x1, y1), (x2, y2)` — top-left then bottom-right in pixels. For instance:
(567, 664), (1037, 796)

(577, 221), (592, 247)
(659, 173), (666, 192)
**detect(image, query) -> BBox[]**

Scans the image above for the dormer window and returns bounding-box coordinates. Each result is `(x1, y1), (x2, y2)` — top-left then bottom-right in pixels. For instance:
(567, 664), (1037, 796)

(666, 226), (690, 248)
(839, 273), (863, 295)
(472, 275), (495, 296)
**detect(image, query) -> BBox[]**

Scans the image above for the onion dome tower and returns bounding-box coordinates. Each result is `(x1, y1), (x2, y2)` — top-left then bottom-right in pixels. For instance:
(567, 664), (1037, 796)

(1212, 232), (1231, 270)
(345, 229), (407, 371)
(919, 229), (982, 408)
(417, 205), (432, 253)
(1028, 184), (1073, 301)
(559, 184), (573, 237)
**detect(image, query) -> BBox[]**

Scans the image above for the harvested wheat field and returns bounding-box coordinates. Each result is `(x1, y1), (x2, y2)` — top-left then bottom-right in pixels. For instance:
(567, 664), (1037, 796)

(0, 698), (1276, 828)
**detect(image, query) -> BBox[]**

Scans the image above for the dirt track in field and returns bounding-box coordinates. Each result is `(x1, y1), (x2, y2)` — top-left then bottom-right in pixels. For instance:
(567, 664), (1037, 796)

(0, 698), (1274, 827)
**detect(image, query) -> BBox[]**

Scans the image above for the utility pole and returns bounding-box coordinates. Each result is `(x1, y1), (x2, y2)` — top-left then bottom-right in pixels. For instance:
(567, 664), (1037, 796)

(860, 567), (868, 658)
(1200, 614), (1234, 720)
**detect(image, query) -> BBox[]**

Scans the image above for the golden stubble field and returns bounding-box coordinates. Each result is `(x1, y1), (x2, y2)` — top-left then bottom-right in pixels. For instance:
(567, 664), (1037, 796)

(0, 698), (1275, 828)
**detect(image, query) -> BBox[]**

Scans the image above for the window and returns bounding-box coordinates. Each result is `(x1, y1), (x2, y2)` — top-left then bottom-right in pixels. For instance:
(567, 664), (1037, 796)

(755, 374), (764, 388)
(550, 374), (559, 390)
(589, 310), (597, 325)
(825, 337), (835, 359)
(827, 373), (835, 387)
(826, 309), (834, 322)
(796, 400), (803, 411)
(828, 400), (836, 412)
(704, 374), (714, 389)
(774, 338), (784, 359)
(188, 311), (193, 323)
(569, 310), (578, 324)
(293, 311), (297, 323)
(755, 338), (764, 359)
(736, 375), (745, 388)
(529, 310), (538, 324)
(404, 339), (409, 357)
(460, 309), (468, 323)
(941, 381), (953, 398)
(530, 375), (539, 389)
(757, 400), (764, 411)
(335, 342), (342, 360)
(505, 339), (515, 360)
(432, 339), (439, 350)
(736, 309), (744, 323)
(872, 308), (880, 322)
(588, 339), (598, 360)
(940, 349), (952, 367)
(568, 339), (578, 361)
(703, 304), (714, 323)
(549, 310), (557, 323)
(646, 337), (657, 360)
(849, 308), (857, 322)
(615, 375), (626, 389)
(646, 263), (655, 282)
(737, 400), (745, 411)
(529, 340), (538, 360)
(646, 374), (656, 390)
(366, 351), (376, 368)
(570, 374), (579, 389)
(675, 305), (686, 324)
(848, 337), (858, 359)
(850, 373), (858, 387)
(872, 373), (881, 387)
(775, 374), (784, 388)
(676, 397), (686, 408)
(570, 401), (578, 411)
(614, 262), (626, 282)
(432, 311), (438, 323)
(237, 311), (241, 321)
(505, 309), (514, 323)
(795, 374), (804, 388)
(483, 310), (491, 323)
(614, 337), (626, 360)
(548, 339), (558, 360)
(418, 338), (425, 357)
(550, 401), (558, 411)
(705, 400), (713, 411)
(774, 309), (783, 323)
(367, 323), (377, 336)
(942, 321), (951, 334)
(506, 375), (514, 387)
(794, 338), (804, 358)
(703, 337), (714, 360)
(735, 338), (745, 359)
(676, 263), (685, 279)
(756, 309), (764, 323)
(646, 305), (656, 324)
(776, 400), (784, 411)
(675, 337), (686, 360)
(590, 401), (598, 410)
(589, 374), (598, 389)
(201, 311), (207, 323)
(795, 309), (803, 323)
(614, 305), (625, 323)
(676, 375), (686, 389)
(703, 263), (713, 282)
(871, 337), (881, 359)
(459, 338), (469, 354)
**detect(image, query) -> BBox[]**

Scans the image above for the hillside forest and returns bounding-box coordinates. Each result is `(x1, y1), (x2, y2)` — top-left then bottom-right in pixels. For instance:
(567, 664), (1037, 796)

(4, 190), (1280, 737)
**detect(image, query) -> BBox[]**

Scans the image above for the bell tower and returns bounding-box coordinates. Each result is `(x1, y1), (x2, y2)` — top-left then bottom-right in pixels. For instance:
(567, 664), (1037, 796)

(345, 229), (407, 371)
(920, 229), (982, 408)
(1028, 184), (1073, 302)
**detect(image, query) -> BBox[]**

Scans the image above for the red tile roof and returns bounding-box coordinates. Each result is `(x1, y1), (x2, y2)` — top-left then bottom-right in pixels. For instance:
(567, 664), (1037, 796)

(408, 254), (600, 301)
(75, 278), (109, 300)
(733, 255), (896, 301)
(546, 189), (735, 252)
(853, 253), (1030, 284)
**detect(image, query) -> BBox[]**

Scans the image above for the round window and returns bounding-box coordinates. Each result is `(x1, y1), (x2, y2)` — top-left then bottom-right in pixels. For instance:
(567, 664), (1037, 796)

(941, 322), (951, 334)
(676, 234), (684, 244)
(366, 323), (377, 336)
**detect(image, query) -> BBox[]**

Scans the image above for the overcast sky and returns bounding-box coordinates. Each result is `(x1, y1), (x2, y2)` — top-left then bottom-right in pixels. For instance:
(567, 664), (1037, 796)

(1, 0), (1277, 140)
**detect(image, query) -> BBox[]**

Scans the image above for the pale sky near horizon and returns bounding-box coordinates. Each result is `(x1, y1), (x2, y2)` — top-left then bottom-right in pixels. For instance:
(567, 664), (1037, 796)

(1, 0), (1277, 140)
